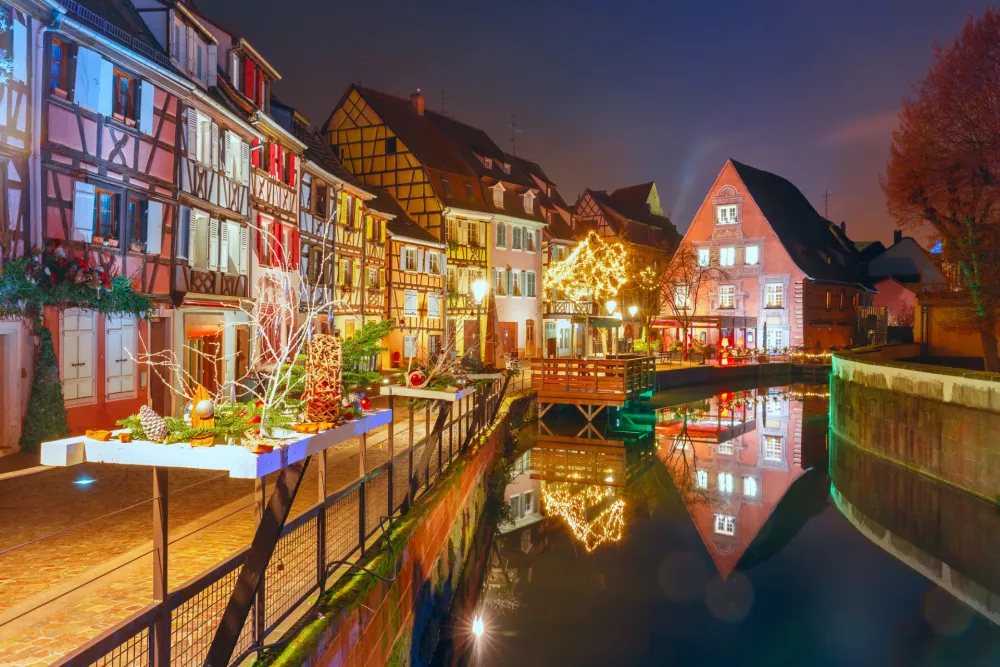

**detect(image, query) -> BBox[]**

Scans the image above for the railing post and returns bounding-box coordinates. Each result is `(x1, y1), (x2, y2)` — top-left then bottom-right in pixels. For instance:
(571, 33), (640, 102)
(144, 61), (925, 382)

(253, 477), (266, 652)
(152, 467), (169, 667)
(317, 449), (327, 590)
(387, 395), (395, 514)
(407, 405), (414, 509)
(358, 475), (366, 557)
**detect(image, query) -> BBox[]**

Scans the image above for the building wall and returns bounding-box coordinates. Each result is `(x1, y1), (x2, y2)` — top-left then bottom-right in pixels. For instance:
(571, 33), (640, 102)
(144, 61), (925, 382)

(873, 279), (916, 325)
(915, 297), (1000, 362)
(491, 220), (544, 356)
(385, 236), (445, 367)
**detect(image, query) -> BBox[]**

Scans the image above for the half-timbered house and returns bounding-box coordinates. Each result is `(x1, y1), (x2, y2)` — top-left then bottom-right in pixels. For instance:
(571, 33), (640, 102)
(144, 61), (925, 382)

(324, 85), (491, 358)
(369, 189), (446, 367)
(39, 0), (188, 432)
(136, 0), (256, 411)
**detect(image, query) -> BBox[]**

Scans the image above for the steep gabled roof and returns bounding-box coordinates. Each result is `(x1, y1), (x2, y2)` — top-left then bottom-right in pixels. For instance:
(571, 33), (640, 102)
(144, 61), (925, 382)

(506, 153), (571, 210)
(729, 159), (867, 285)
(426, 115), (535, 188)
(584, 189), (679, 247)
(270, 97), (360, 186)
(545, 214), (576, 242)
(367, 189), (441, 246)
(608, 182), (657, 216)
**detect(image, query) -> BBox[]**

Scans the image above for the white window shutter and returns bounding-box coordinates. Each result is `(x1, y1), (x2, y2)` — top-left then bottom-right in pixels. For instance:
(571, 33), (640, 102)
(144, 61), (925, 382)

(240, 139), (250, 185)
(186, 208), (195, 261)
(138, 80), (155, 134)
(119, 317), (136, 393)
(399, 247), (406, 271)
(187, 26), (196, 72)
(211, 123), (219, 170)
(145, 201), (163, 254)
(416, 249), (423, 274)
(223, 130), (234, 178)
(73, 47), (102, 111)
(231, 52), (239, 87)
(106, 316), (122, 393)
(186, 109), (197, 158)
(97, 58), (113, 117)
(239, 224), (249, 275)
(207, 43), (218, 87)
(208, 218), (220, 271)
(220, 219), (231, 273)
(72, 181), (96, 240)
(440, 252), (447, 276)
(12, 17), (25, 83)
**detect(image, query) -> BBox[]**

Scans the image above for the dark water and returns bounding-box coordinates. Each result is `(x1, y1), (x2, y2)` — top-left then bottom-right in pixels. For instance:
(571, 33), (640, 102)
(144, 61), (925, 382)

(442, 382), (1000, 667)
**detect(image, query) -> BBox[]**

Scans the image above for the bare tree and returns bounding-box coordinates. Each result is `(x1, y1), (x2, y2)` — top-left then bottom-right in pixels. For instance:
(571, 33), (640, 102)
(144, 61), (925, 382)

(658, 244), (728, 359)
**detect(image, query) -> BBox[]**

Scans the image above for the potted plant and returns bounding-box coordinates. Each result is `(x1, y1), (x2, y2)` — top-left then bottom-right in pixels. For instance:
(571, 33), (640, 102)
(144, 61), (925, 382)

(106, 237), (119, 248)
(91, 234), (104, 245)
(129, 240), (146, 253)
(52, 87), (68, 101)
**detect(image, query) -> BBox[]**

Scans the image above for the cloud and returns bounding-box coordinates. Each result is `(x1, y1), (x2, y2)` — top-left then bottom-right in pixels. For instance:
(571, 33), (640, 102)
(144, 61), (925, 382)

(820, 111), (899, 147)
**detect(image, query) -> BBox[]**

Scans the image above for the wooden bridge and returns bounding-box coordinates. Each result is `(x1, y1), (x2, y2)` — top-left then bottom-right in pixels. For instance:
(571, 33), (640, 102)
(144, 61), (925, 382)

(531, 356), (657, 421)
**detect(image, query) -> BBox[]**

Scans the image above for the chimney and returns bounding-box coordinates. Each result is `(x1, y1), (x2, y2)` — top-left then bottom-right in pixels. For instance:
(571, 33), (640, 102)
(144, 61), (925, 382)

(840, 221), (846, 234)
(409, 89), (424, 115)
(893, 229), (902, 245)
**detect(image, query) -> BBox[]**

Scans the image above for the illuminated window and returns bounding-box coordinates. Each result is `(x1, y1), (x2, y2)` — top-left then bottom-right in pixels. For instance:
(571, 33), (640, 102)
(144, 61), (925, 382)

(484, 157), (493, 169)
(492, 184), (505, 208)
(523, 191), (535, 214)
(50, 38), (68, 94)
(716, 205), (738, 225)
(696, 470), (708, 489)
(720, 247), (736, 266)
(492, 268), (505, 296)
(675, 285), (689, 308)
(764, 435), (782, 461)
(385, 137), (397, 155)
(718, 441), (733, 455)
(719, 285), (735, 309)
(428, 252), (441, 275)
(698, 248), (710, 266)
(428, 293), (441, 318)
(526, 229), (536, 252)
(826, 290), (832, 310)
(403, 290), (418, 317)
(743, 476), (758, 498)
(745, 245), (759, 265)
(718, 472), (734, 494)
(765, 283), (783, 308)
(714, 514), (736, 536)
(112, 70), (134, 120)
(501, 162), (511, 174)
(403, 334), (416, 358)
(403, 247), (418, 272)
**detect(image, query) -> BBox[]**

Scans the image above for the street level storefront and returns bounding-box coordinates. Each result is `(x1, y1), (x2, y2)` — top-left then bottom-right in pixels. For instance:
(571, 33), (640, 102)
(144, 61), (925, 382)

(653, 315), (760, 354)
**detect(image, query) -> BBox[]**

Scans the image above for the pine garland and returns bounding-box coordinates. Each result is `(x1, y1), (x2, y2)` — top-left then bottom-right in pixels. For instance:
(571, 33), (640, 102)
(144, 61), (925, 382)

(116, 401), (296, 444)
(342, 319), (392, 388)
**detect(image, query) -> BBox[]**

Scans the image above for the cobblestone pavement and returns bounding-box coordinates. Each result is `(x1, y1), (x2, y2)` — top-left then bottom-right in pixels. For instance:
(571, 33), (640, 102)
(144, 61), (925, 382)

(0, 404), (468, 666)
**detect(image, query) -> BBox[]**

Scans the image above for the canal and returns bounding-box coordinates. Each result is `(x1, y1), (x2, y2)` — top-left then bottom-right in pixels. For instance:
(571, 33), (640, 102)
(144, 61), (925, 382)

(433, 381), (1000, 666)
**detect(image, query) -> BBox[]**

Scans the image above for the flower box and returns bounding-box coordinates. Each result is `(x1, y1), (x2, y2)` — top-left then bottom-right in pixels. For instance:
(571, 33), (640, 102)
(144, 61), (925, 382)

(383, 384), (475, 402)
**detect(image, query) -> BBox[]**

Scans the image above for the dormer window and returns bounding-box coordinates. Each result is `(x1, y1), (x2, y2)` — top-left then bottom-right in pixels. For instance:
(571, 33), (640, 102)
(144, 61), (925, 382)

(492, 183), (505, 209)
(716, 204), (738, 225)
(523, 191), (535, 215)
(171, 15), (211, 86)
(501, 162), (511, 175)
(231, 53), (267, 109)
(484, 157), (493, 169)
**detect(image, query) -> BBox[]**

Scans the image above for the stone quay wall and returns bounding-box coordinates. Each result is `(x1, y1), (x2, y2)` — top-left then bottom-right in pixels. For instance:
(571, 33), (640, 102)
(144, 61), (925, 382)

(830, 351), (1000, 501)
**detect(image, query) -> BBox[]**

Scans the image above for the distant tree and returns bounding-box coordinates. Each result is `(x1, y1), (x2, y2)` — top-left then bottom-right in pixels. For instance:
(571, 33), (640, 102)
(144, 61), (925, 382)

(658, 244), (728, 360)
(883, 8), (1000, 370)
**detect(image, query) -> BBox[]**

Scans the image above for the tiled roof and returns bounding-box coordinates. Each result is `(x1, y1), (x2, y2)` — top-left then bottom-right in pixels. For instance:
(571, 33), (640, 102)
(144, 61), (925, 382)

(585, 189), (679, 247)
(367, 189), (440, 246)
(270, 96), (359, 186)
(545, 214), (576, 242)
(730, 159), (867, 285)
(506, 154), (571, 210)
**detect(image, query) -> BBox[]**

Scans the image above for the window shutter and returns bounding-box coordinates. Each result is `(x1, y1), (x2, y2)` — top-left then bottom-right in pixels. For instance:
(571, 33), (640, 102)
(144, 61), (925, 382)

(250, 136), (260, 169)
(416, 249), (423, 273)
(256, 70), (264, 107)
(506, 269), (512, 296)
(292, 229), (300, 270)
(219, 218), (230, 273)
(244, 58), (255, 98)
(379, 268), (386, 288)
(240, 138), (251, 185)
(399, 246), (406, 271)
(491, 268), (496, 293)
(145, 201), (163, 254)
(73, 47), (102, 111)
(353, 266), (361, 289)
(186, 109), (197, 158)
(269, 143), (278, 178)
(270, 224), (282, 267)
(97, 58), (113, 117)
(72, 181), (96, 240)
(440, 252), (447, 277)
(187, 26), (196, 74)
(288, 154), (297, 187)
(12, 17), (25, 83)
(138, 80), (155, 134)
(239, 224), (249, 275)
(210, 123), (219, 170)
(230, 52), (239, 87)
(208, 218), (220, 271)
(207, 43), (218, 87)
(223, 130), (234, 178)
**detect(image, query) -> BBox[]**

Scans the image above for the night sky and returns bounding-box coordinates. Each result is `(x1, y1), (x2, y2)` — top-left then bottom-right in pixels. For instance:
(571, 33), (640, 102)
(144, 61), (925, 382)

(199, 0), (988, 245)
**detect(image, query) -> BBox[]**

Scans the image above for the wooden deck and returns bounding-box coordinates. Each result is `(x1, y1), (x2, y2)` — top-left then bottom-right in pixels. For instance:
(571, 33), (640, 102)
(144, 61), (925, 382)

(531, 356), (657, 420)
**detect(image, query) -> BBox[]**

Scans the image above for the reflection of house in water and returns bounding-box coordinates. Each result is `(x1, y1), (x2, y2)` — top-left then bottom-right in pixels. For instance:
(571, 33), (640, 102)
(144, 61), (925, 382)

(831, 435), (1000, 626)
(658, 387), (809, 578)
(503, 449), (543, 534)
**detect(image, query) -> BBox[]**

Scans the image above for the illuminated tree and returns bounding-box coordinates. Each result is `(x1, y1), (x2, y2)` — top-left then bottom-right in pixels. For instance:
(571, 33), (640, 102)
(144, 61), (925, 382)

(544, 231), (629, 307)
(658, 243), (729, 359)
(882, 8), (1000, 370)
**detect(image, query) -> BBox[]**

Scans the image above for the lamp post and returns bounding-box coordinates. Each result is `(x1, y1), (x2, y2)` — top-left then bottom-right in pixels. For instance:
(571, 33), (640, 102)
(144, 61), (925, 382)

(604, 299), (617, 356)
(471, 278), (488, 361)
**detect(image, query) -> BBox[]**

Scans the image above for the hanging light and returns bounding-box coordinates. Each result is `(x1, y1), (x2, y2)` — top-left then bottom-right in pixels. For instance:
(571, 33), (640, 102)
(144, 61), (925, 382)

(604, 299), (617, 315)
(471, 279), (489, 305)
(628, 305), (638, 318)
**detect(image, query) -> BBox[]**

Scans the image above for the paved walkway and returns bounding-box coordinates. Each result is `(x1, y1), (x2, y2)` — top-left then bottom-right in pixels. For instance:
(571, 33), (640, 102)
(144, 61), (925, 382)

(0, 404), (466, 666)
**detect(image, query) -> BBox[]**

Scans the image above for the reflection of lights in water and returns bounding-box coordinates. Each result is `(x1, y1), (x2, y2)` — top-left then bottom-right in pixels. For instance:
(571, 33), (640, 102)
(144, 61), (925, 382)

(472, 615), (485, 639)
(73, 476), (96, 486)
(542, 482), (625, 553)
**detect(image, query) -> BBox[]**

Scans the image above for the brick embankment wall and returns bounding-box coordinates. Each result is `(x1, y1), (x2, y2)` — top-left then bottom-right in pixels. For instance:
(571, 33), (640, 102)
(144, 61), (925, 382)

(830, 353), (1000, 501)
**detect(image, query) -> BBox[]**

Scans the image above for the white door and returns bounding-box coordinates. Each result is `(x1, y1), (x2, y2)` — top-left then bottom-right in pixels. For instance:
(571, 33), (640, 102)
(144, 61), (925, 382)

(62, 309), (96, 400)
(106, 315), (137, 397)
(766, 327), (785, 350)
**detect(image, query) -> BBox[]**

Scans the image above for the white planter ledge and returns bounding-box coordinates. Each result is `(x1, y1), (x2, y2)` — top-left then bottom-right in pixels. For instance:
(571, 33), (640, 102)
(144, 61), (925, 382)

(39, 409), (392, 479)
(466, 373), (504, 380)
(383, 385), (475, 402)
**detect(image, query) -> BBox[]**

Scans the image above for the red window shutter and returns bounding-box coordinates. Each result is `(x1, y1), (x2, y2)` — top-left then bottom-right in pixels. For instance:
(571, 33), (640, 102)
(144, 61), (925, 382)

(256, 70), (264, 107)
(244, 58), (255, 99)
(288, 154), (297, 187)
(291, 229), (300, 269)
(268, 143), (277, 177)
(276, 145), (284, 181)
(251, 136), (261, 169)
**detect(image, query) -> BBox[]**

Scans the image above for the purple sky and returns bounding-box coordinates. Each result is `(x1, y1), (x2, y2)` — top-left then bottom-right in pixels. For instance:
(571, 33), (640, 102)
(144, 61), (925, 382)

(199, 0), (989, 245)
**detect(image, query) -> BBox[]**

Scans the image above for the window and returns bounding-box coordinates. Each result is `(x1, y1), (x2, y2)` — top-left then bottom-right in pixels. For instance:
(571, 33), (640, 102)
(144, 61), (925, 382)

(719, 285), (735, 309)
(716, 205), (738, 225)
(492, 184), (504, 208)
(315, 185), (327, 218)
(501, 162), (511, 174)
(447, 217), (458, 242)
(464, 182), (474, 200)
(338, 257), (352, 286)
(696, 470), (708, 489)
(468, 221), (481, 246)
(442, 179), (453, 199)
(718, 441), (733, 455)
(105, 315), (137, 397)
(484, 157), (493, 169)
(493, 268), (505, 296)
(94, 189), (117, 240)
(447, 266), (457, 291)
(403, 247), (418, 272)
(368, 267), (380, 289)
(403, 334), (416, 358)
(526, 229), (536, 252)
(698, 248), (710, 267)
(403, 290), (418, 317)
(714, 514), (736, 536)
(223, 221), (242, 275)
(112, 70), (135, 120)
(428, 252), (441, 275)
(526, 271), (536, 298)
(428, 293), (441, 318)
(190, 209), (211, 269)
(745, 245), (759, 265)
(720, 246), (736, 266)
(496, 223), (506, 248)
(193, 110), (212, 165)
(675, 285), (689, 308)
(523, 192), (535, 214)
(508, 495), (520, 520)
(224, 131), (246, 184)
(764, 435), (782, 461)
(523, 490), (535, 515)
(825, 290), (832, 310)
(512, 226), (522, 250)
(344, 194), (355, 227)
(61, 309), (96, 401)
(743, 476), (758, 498)
(765, 283), (783, 308)
(718, 472), (734, 494)
(839, 291), (845, 310)
(50, 38), (68, 94)
(385, 137), (397, 155)
(127, 198), (145, 247)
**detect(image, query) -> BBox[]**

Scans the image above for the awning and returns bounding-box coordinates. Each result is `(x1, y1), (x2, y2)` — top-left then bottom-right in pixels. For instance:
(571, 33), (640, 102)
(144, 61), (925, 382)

(650, 315), (758, 329)
(720, 316), (758, 328)
(573, 315), (620, 329)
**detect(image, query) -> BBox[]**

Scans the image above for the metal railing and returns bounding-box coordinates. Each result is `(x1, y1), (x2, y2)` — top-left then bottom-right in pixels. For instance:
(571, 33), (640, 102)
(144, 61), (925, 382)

(530, 356), (656, 400)
(56, 0), (172, 68)
(54, 379), (506, 667)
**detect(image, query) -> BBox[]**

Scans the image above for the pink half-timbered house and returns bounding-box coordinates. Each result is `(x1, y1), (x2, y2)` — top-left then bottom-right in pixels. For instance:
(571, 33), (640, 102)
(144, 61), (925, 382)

(40, 1), (185, 433)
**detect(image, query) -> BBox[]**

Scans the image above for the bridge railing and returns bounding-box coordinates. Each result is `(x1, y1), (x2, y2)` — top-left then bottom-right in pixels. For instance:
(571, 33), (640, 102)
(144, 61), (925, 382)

(530, 356), (656, 400)
(52, 379), (505, 667)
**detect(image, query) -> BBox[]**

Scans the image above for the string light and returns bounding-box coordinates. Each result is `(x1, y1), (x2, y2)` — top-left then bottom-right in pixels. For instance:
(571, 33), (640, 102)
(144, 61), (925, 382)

(541, 482), (625, 553)
(544, 231), (629, 304)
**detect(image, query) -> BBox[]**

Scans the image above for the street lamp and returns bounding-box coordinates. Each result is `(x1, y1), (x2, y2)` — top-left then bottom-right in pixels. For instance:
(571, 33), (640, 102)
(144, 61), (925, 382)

(471, 279), (489, 305)
(604, 299), (617, 315)
(628, 305), (638, 318)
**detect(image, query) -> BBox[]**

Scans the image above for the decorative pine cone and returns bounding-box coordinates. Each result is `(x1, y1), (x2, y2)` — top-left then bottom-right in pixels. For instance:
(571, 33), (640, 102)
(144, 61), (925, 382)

(139, 405), (168, 443)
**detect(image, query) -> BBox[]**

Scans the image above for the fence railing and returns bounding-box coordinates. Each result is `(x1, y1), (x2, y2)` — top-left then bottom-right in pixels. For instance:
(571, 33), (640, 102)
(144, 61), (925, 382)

(54, 379), (506, 667)
(56, 0), (173, 68)
(530, 356), (656, 403)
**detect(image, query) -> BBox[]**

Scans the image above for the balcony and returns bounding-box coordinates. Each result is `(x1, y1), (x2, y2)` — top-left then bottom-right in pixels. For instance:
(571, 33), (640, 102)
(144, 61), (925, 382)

(543, 300), (597, 317)
(172, 264), (249, 301)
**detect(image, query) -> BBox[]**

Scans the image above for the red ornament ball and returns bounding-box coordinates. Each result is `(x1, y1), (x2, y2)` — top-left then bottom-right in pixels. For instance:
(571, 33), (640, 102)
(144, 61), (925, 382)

(359, 397), (371, 411)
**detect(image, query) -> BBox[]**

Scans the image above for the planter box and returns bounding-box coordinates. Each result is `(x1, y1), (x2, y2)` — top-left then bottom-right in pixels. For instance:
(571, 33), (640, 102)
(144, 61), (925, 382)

(466, 373), (504, 380)
(383, 385), (475, 402)
(39, 409), (392, 479)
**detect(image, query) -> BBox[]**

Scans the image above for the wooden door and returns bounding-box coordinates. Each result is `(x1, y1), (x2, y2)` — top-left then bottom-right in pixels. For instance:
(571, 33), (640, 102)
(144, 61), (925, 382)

(464, 320), (480, 360)
(235, 325), (250, 399)
(201, 333), (222, 394)
(525, 319), (535, 357)
(61, 309), (95, 400)
(499, 322), (518, 358)
(148, 319), (170, 416)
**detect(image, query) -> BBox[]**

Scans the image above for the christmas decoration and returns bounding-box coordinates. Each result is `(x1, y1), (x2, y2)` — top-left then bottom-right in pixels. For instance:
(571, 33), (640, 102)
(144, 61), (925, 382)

(541, 482), (625, 553)
(406, 370), (426, 388)
(544, 231), (629, 305)
(359, 396), (371, 411)
(303, 333), (343, 423)
(18, 327), (70, 452)
(341, 319), (393, 388)
(139, 406), (168, 444)
(194, 399), (214, 420)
